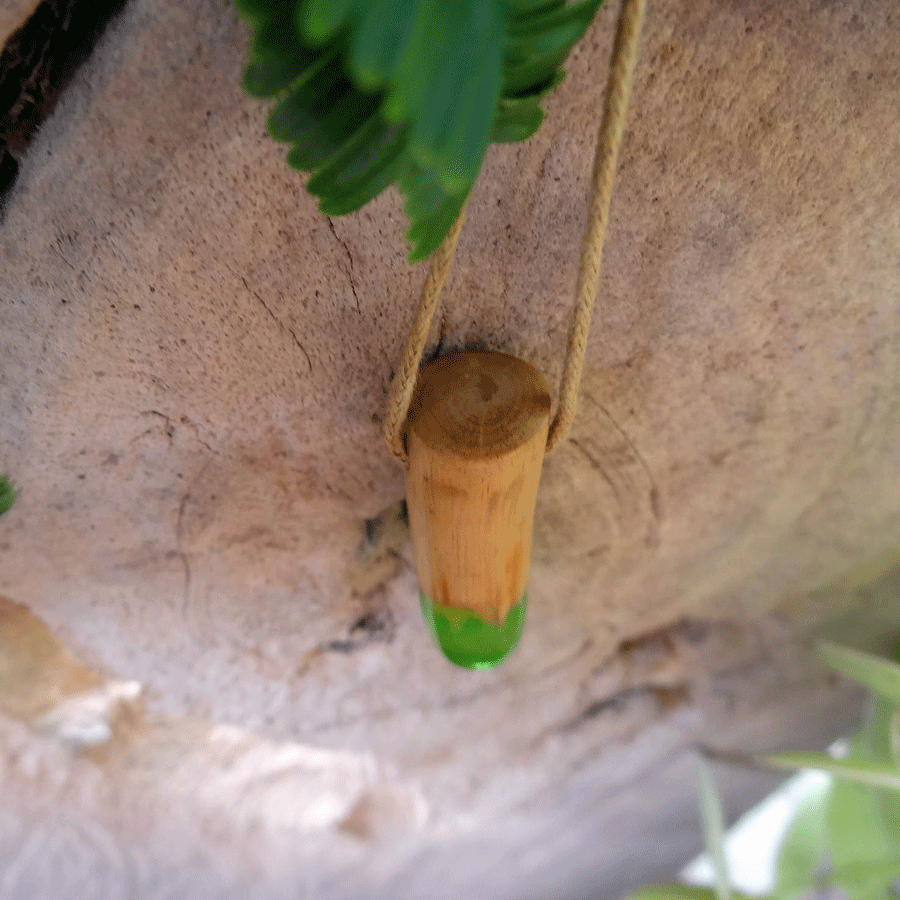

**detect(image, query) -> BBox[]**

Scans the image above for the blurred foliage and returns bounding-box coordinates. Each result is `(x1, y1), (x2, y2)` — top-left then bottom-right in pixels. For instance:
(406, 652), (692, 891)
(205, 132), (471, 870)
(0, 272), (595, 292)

(628, 641), (900, 900)
(0, 475), (16, 516)
(232, 0), (604, 260)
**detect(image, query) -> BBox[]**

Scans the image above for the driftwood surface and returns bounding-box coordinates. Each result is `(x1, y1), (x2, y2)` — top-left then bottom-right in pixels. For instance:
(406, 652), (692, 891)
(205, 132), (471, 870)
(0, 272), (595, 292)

(1, 0), (899, 896)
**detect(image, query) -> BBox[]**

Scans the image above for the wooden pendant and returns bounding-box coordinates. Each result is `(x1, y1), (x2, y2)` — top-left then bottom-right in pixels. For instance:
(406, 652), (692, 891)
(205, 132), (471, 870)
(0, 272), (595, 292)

(404, 351), (551, 669)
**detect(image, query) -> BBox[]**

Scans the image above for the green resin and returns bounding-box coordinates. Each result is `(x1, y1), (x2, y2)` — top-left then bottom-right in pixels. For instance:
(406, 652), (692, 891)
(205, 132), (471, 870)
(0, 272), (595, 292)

(420, 592), (527, 670)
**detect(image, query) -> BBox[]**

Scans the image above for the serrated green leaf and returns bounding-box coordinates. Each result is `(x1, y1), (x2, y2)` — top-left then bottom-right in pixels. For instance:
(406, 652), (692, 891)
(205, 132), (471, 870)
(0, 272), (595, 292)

(440, 38), (503, 192)
(242, 42), (326, 98)
(492, 97), (544, 142)
(348, 0), (418, 90)
(407, 191), (468, 261)
(297, 0), (359, 45)
(763, 752), (900, 793)
(507, 0), (604, 60)
(250, 12), (308, 62)
(817, 641), (900, 706)
(309, 118), (409, 215)
(502, 58), (567, 99)
(306, 115), (400, 189)
(383, 0), (448, 124)
(411, 0), (504, 193)
(399, 162), (448, 220)
(774, 778), (830, 894)
(696, 758), (731, 900)
(0, 475), (16, 516)
(268, 56), (381, 171)
(232, 0), (277, 26)
(506, 0), (566, 16)
(234, 0), (603, 258)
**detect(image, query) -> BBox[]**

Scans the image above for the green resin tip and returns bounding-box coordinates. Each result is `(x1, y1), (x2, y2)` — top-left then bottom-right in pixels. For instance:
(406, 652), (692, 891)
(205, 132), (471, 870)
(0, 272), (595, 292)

(420, 593), (527, 670)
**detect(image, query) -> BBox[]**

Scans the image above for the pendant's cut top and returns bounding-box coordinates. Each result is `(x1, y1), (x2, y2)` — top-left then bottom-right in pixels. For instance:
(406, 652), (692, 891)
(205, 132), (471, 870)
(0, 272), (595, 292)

(420, 592), (527, 670)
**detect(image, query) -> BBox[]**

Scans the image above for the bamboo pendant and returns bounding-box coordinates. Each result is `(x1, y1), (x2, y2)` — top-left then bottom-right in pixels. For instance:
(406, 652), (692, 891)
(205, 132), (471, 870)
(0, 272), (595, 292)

(405, 351), (551, 669)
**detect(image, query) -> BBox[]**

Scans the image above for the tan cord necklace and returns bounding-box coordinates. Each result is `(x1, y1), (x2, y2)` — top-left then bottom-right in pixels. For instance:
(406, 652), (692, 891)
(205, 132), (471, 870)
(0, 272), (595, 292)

(384, 0), (647, 465)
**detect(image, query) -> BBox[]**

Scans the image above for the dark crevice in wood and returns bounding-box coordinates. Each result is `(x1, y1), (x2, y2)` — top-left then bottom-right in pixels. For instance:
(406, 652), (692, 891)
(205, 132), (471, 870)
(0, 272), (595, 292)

(0, 0), (128, 213)
(324, 610), (395, 654)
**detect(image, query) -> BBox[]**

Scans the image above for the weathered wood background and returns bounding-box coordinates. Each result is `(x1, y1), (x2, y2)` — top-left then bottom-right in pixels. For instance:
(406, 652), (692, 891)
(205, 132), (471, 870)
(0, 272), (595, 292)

(1, 0), (899, 896)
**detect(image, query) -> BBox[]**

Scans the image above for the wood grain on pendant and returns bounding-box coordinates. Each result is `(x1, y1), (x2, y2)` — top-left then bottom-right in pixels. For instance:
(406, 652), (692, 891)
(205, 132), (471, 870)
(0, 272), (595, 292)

(405, 351), (551, 626)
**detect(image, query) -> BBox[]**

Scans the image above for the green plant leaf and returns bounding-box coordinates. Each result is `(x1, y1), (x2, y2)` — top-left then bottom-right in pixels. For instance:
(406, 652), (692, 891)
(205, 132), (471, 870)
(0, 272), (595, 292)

(817, 641), (900, 706)
(506, 0), (604, 60)
(234, 0), (605, 260)
(492, 97), (545, 143)
(506, 0), (566, 15)
(0, 475), (15, 516)
(297, 0), (359, 45)
(406, 190), (468, 260)
(696, 758), (731, 900)
(384, 0), (458, 121)
(501, 48), (570, 97)
(774, 777), (831, 894)
(827, 772), (900, 877)
(399, 162), (449, 220)
(625, 887), (756, 900)
(241, 37), (326, 99)
(856, 698), (900, 856)
(763, 752), (900, 793)
(266, 53), (374, 154)
(349, 0), (419, 91)
(830, 860), (900, 899)
(396, 0), (503, 194)
(309, 119), (409, 215)
(232, 0), (276, 25)
(891, 708), (900, 768)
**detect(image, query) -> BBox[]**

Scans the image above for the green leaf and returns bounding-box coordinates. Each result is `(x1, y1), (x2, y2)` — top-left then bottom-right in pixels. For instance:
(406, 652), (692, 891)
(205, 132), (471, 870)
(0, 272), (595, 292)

(234, 0), (603, 258)
(309, 119), (409, 215)
(830, 861), (900, 899)
(242, 38), (327, 99)
(406, 190), (468, 261)
(506, 0), (604, 60)
(297, 0), (359, 45)
(492, 97), (545, 142)
(267, 56), (381, 172)
(774, 778), (830, 894)
(250, 13), (309, 62)
(763, 752), (900, 793)
(232, 0), (277, 26)
(383, 0), (450, 124)
(506, 0), (566, 16)
(696, 758), (731, 900)
(393, 0), (504, 194)
(827, 772), (900, 876)
(430, 17), (503, 194)
(817, 641), (900, 705)
(491, 69), (563, 143)
(502, 59), (566, 99)
(0, 475), (16, 516)
(348, 0), (419, 90)
(399, 162), (449, 220)
(625, 888), (756, 900)
(858, 699), (900, 854)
